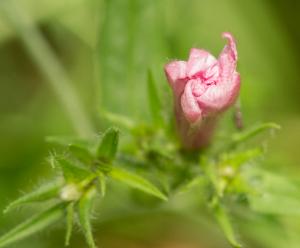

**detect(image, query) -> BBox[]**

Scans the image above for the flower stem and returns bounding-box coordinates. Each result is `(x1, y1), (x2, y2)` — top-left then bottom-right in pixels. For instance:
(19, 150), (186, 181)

(0, 0), (94, 137)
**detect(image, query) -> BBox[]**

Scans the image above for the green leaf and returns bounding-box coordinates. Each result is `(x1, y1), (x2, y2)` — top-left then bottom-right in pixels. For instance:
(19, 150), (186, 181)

(110, 167), (167, 201)
(78, 187), (97, 248)
(58, 158), (92, 183)
(212, 198), (242, 248)
(0, 204), (64, 248)
(4, 180), (63, 213)
(232, 122), (280, 144)
(101, 110), (135, 130)
(65, 202), (74, 246)
(147, 70), (164, 127)
(97, 172), (106, 197)
(220, 147), (263, 169)
(176, 176), (206, 195)
(69, 144), (94, 164)
(45, 136), (89, 147)
(96, 127), (119, 162)
(248, 169), (300, 215)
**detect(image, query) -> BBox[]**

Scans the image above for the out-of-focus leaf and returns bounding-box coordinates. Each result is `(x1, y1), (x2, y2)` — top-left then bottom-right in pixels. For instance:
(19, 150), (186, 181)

(58, 158), (92, 183)
(220, 147), (263, 169)
(250, 193), (300, 215)
(212, 198), (242, 248)
(4, 181), (63, 213)
(147, 70), (164, 127)
(0, 204), (64, 248)
(78, 187), (97, 248)
(248, 169), (300, 215)
(101, 110), (135, 130)
(232, 122), (280, 144)
(110, 167), (167, 201)
(96, 127), (119, 162)
(46, 136), (89, 147)
(65, 202), (74, 246)
(69, 144), (94, 164)
(176, 176), (206, 195)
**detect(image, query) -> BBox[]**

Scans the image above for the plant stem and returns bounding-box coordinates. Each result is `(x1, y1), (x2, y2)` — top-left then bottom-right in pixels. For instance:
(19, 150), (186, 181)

(0, 0), (94, 137)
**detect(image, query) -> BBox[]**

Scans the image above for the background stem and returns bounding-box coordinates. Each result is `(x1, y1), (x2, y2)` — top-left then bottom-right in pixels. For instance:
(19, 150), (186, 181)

(0, 0), (94, 137)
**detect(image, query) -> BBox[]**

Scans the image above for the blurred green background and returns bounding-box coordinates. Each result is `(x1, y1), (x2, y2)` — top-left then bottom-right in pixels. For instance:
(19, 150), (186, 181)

(0, 0), (300, 247)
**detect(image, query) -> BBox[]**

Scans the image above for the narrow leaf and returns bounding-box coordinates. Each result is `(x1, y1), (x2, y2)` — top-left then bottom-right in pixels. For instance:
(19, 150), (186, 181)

(69, 144), (94, 164)
(98, 172), (106, 197)
(4, 181), (63, 213)
(232, 122), (280, 144)
(110, 167), (167, 201)
(58, 158), (92, 183)
(96, 127), (119, 162)
(65, 202), (74, 246)
(0, 204), (64, 248)
(248, 169), (300, 215)
(46, 136), (89, 147)
(147, 70), (164, 127)
(212, 199), (242, 248)
(78, 187), (97, 248)
(101, 110), (135, 130)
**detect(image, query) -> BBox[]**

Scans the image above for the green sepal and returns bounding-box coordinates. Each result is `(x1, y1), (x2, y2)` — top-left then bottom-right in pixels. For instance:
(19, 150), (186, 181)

(96, 127), (119, 163)
(68, 144), (94, 165)
(65, 202), (75, 246)
(4, 180), (63, 213)
(78, 187), (97, 248)
(58, 158), (93, 183)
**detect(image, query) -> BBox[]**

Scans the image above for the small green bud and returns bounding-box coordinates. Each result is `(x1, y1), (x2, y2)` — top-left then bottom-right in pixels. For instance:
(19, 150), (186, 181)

(60, 184), (82, 202)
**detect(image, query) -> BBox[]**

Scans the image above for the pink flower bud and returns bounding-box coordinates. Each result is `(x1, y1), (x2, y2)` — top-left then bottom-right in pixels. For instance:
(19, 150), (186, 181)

(165, 33), (240, 150)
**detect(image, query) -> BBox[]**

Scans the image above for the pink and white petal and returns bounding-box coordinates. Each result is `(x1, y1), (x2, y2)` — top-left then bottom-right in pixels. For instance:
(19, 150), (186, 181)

(164, 60), (187, 97)
(181, 80), (202, 123)
(197, 72), (241, 113)
(187, 48), (218, 78)
(218, 32), (238, 81)
(164, 60), (187, 86)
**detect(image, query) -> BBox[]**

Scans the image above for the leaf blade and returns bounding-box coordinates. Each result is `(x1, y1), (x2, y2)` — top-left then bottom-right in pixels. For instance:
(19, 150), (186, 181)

(110, 167), (167, 201)
(147, 70), (164, 127)
(65, 202), (74, 246)
(96, 127), (119, 162)
(0, 204), (64, 248)
(78, 187), (97, 248)
(4, 181), (63, 213)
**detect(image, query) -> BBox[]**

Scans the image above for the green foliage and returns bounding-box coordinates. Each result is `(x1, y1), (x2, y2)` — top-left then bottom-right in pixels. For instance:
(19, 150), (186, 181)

(78, 187), (97, 248)
(147, 70), (164, 127)
(0, 204), (64, 248)
(211, 198), (242, 248)
(110, 167), (167, 201)
(65, 202), (75, 246)
(4, 181), (63, 213)
(58, 158), (92, 183)
(96, 127), (119, 162)
(248, 169), (300, 215)
(231, 122), (280, 144)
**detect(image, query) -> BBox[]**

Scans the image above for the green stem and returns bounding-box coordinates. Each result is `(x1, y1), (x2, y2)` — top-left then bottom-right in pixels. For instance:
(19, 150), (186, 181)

(0, 0), (94, 137)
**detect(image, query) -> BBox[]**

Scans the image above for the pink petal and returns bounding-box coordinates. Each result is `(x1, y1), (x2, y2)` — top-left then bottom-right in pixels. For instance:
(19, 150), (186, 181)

(181, 79), (202, 123)
(187, 48), (218, 78)
(218, 32), (238, 81)
(197, 72), (241, 113)
(164, 60), (187, 97)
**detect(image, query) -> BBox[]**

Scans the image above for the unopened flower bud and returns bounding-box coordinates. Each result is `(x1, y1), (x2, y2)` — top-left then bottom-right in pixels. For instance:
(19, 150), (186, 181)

(165, 33), (241, 150)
